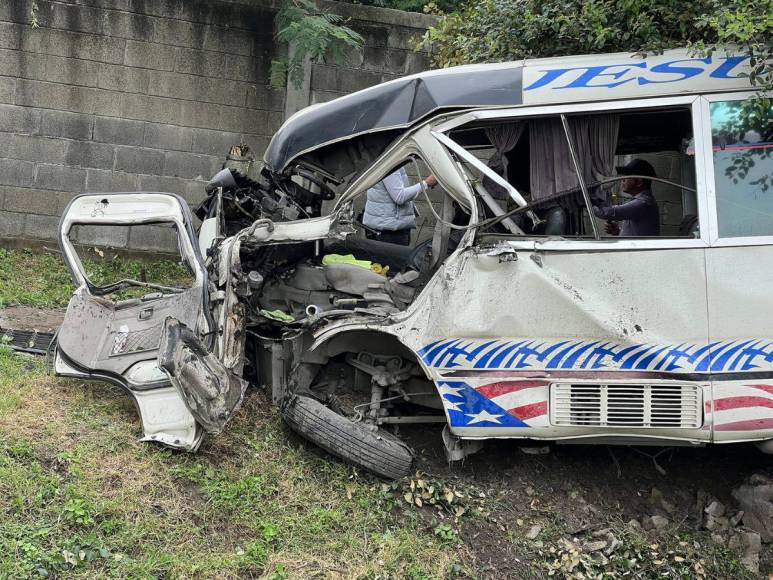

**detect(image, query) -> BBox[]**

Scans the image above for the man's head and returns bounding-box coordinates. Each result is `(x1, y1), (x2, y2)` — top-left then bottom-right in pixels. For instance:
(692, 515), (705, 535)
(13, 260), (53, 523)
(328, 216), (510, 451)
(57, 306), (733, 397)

(616, 159), (656, 194)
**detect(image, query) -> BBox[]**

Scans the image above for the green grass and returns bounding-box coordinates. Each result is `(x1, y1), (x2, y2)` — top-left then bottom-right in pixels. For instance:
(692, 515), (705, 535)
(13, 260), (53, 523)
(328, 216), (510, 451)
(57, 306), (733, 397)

(0, 347), (465, 578)
(0, 249), (761, 578)
(0, 248), (193, 309)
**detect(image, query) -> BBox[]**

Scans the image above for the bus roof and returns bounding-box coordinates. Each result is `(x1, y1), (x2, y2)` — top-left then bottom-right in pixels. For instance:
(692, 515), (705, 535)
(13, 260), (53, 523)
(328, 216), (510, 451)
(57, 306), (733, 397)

(264, 48), (753, 175)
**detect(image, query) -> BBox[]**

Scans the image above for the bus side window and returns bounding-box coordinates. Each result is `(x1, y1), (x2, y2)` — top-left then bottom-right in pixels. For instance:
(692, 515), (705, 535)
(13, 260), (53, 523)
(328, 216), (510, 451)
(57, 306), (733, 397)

(711, 99), (773, 238)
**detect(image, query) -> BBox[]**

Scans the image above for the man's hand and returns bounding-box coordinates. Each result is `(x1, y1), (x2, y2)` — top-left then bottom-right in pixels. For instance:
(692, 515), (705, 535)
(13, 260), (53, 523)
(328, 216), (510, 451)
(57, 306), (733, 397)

(424, 174), (438, 188)
(604, 220), (620, 236)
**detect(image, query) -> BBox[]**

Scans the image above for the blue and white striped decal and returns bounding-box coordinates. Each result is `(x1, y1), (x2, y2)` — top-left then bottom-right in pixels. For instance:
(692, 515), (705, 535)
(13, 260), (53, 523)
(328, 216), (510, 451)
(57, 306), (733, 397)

(418, 339), (773, 373)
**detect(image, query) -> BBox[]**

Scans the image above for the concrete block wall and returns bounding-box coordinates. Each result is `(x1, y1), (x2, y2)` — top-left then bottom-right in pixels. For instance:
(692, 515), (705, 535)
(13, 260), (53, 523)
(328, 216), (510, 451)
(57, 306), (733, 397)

(0, 0), (435, 253)
(308, 2), (434, 106)
(0, 0), (286, 251)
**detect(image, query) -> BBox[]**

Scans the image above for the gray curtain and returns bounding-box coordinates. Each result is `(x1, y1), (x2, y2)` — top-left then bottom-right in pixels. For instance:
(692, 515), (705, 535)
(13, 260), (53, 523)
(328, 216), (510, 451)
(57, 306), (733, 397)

(529, 118), (580, 201)
(572, 114), (620, 201)
(529, 115), (619, 203)
(485, 122), (525, 183)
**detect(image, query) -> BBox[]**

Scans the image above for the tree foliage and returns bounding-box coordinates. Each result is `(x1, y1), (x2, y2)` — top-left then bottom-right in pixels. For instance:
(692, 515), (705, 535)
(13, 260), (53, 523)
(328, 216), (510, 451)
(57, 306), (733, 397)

(418, 0), (772, 92)
(270, 0), (364, 89)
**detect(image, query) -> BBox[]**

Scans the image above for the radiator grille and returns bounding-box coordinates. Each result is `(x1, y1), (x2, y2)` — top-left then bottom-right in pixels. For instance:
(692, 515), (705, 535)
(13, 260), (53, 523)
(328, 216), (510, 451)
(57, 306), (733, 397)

(550, 384), (702, 428)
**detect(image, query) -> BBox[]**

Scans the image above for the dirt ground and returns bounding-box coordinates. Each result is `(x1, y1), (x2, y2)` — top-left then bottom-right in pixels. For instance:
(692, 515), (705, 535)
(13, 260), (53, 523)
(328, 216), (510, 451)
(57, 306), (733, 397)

(403, 424), (772, 577)
(0, 306), (64, 333)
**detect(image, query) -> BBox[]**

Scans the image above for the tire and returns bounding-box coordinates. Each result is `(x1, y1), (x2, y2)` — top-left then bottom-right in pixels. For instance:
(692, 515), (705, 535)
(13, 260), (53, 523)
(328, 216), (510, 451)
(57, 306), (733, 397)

(282, 395), (413, 480)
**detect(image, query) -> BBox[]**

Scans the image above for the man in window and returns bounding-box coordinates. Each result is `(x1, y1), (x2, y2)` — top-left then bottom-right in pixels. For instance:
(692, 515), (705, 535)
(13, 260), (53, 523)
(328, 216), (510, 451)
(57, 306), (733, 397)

(592, 159), (660, 237)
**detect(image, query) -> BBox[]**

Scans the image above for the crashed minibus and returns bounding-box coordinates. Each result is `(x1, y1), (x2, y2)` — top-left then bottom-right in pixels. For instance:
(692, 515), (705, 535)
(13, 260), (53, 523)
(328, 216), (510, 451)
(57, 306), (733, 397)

(53, 49), (773, 478)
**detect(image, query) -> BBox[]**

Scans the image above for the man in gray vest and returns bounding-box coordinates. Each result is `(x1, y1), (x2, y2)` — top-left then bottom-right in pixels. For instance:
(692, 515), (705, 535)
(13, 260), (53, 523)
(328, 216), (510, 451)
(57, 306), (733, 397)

(363, 167), (437, 246)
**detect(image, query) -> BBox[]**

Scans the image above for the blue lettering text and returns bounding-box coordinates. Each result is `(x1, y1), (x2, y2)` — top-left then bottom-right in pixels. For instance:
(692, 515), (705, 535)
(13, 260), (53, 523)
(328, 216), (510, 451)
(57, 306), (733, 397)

(637, 57), (711, 84)
(558, 63), (647, 89)
(710, 56), (750, 79)
(523, 68), (575, 91)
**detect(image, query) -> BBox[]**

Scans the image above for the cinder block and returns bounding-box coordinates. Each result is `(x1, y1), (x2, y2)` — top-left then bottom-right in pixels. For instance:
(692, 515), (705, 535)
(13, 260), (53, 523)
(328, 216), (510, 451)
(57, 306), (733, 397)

(93, 116), (145, 146)
(310, 65), (337, 92)
(0, 0), (41, 25)
(238, 133), (269, 158)
(0, 134), (68, 164)
(127, 0), (182, 19)
(18, 27), (47, 55)
(0, 77), (15, 104)
(64, 141), (115, 169)
(15, 79), (96, 115)
(362, 46), (387, 72)
(311, 89), (345, 104)
(143, 123), (193, 151)
(342, 45), (365, 68)
(90, 89), (124, 117)
(202, 26), (252, 56)
(56, 191), (79, 213)
(219, 106), (267, 134)
(177, 179), (207, 206)
(3, 188), (61, 215)
(189, 127), (242, 157)
(71, 0), (129, 10)
(101, 10), (155, 41)
(137, 174), (206, 203)
(85, 168), (138, 192)
(121, 93), (182, 125)
(356, 24), (388, 48)
(152, 18), (205, 49)
(338, 69), (382, 93)
(405, 51), (430, 75)
(43, 29), (126, 64)
(266, 111), (283, 134)
(24, 213), (59, 240)
(115, 146), (164, 175)
(179, 0), (247, 27)
(124, 40), (175, 71)
(72, 222), (128, 247)
(137, 173), (188, 192)
(385, 49), (408, 75)
(48, 3), (104, 35)
(163, 150), (219, 179)
(0, 210), (24, 237)
(148, 70), (247, 107)
(0, 158), (34, 187)
(0, 104), (39, 134)
(174, 47), (225, 78)
(0, 48), (46, 78)
(38, 109), (92, 140)
(97, 63), (149, 93)
(387, 27), (421, 51)
(223, 53), (259, 82)
(127, 223), (178, 252)
(177, 99), (223, 130)
(43, 55), (100, 87)
(0, 23), (21, 50)
(245, 85), (285, 111)
(34, 164), (86, 192)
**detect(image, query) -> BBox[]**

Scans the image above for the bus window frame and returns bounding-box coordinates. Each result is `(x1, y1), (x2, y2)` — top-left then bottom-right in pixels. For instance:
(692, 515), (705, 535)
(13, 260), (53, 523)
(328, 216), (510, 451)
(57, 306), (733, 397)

(701, 91), (773, 248)
(434, 94), (712, 252)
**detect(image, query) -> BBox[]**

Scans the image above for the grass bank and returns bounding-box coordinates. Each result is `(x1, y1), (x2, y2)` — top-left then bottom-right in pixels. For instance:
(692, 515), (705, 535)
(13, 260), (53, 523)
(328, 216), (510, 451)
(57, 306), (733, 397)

(0, 248), (762, 578)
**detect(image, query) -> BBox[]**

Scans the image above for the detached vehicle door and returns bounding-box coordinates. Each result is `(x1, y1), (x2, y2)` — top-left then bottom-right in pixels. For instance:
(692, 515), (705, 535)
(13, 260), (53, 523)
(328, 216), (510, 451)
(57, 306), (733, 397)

(54, 193), (244, 450)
